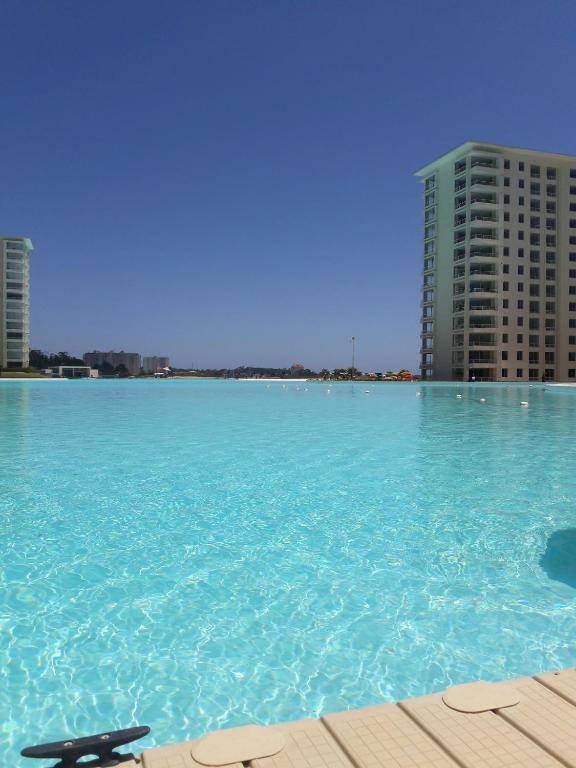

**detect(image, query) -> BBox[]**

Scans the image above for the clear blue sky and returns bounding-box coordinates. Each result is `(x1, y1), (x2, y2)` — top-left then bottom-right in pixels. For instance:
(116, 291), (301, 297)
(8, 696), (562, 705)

(4, 0), (576, 371)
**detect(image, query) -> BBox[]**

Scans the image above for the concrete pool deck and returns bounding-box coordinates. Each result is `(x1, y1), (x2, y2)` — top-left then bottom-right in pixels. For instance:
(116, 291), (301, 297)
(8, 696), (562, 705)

(125, 667), (576, 768)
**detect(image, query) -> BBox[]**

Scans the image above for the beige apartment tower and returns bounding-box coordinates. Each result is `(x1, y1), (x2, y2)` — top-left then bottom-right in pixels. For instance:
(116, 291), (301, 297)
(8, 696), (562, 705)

(0, 236), (33, 369)
(417, 142), (576, 382)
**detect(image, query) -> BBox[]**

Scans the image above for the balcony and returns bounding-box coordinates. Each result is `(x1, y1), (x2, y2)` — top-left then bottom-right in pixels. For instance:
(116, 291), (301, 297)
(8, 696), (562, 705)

(469, 351), (496, 364)
(470, 247), (497, 258)
(453, 268), (465, 280)
(470, 228), (498, 243)
(470, 212), (498, 223)
(454, 215), (467, 228)
(455, 180), (467, 193)
(455, 196), (467, 210)
(454, 248), (466, 261)
(454, 232), (466, 244)
(470, 193), (498, 207)
(470, 157), (498, 170)
(470, 175), (498, 189)
(470, 266), (497, 276)
(469, 318), (497, 329)
(469, 299), (497, 312)
(469, 334), (497, 347)
(454, 161), (467, 176)
(469, 280), (497, 294)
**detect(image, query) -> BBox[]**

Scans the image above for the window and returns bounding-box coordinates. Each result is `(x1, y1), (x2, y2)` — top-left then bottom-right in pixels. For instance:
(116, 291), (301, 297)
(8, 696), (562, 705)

(504, 194), (510, 204)
(503, 316), (509, 326)
(530, 216), (540, 228)
(502, 368), (508, 377)
(425, 175), (436, 191)
(530, 182), (540, 195)
(504, 229), (510, 239)
(546, 184), (556, 197)
(530, 250), (540, 262)
(571, 303), (576, 312)
(547, 167), (556, 180)
(502, 351), (508, 360)
(546, 218), (556, 230)
(546, 302), (556, 313)
(530, 283), (541, 296)
(546, 285), (555, 297)
(518, 248), (524, 258)
(570, 370), (576, 378)
(571, 286), (576, 295)
(503, 246), (509, 256)
(529, 318), (540, 330)
(571, 203), (576, 212)
(516, 369), (523, 377)
(529, 301), (539, 313)
(571, 337), (576, 345)
(546, 252), (556, 264)
(519, 161), (525, 171)
(547, 201), (556, 213)
(518, 265), (524, 275)
(571, 169), (576, 178)
(518, 178), (525, 188)
(530, 267), (539, 279)
(571, 236), (576, 245)
(517, 334), (523, 343)
(503, 263), (509, 273)
(570, 185), (576, 194)
(530, 233), (540, 245)
(519, 196), (525, 206)
(570, 352), (576, 362)
(529, 352), (539, 364)
(530, 165), (540, 178)
(570, 269), (576, 278)
(517, 316), (524, 326)
(519, 231), (525, 240)
(571, 320), (576, 329)
(502, 333), (509, 343)
(546, 268), (555, 281)
(530, 199), (540, 211)
(570, 253), (576, 262)
(518, 281), (524, 291)
(504, 177), (510, 187)
(517, 299), (523, 309)
(504, 159), (510, 169)
(529, 335), (539, 347)
(546, 234), (556, 247)
(504, 211), (510, 222)
(503, 299), (509, 308)
(503, 281), (509, 291)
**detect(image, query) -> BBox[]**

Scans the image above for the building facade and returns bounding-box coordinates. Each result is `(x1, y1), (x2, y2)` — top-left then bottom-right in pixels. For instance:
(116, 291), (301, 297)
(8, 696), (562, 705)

(417, 142), (576, 382)
(0, 236), (33, 369)
(142, 356), (169, 372)
(83, 350), (141, 375)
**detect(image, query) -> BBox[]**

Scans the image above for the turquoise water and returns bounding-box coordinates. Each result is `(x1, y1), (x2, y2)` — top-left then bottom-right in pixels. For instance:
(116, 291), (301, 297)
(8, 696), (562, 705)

(2, 380), (576, 765)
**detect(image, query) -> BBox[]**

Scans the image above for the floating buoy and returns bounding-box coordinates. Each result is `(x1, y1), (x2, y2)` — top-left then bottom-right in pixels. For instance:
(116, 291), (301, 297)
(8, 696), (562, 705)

(456, 394), (463, 399)
(521, 401), (529, 407)
(480, 398), (486, 403)
(416, 391), (422, 397)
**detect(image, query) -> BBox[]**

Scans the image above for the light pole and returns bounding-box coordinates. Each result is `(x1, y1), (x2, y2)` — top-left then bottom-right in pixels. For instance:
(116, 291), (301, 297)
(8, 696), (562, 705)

(351, 336), (356, 380)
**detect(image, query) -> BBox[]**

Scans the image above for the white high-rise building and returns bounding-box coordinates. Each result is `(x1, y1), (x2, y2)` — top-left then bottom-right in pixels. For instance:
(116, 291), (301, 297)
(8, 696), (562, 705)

(416, 142), (576, 382)
(0, 236), (33, 369)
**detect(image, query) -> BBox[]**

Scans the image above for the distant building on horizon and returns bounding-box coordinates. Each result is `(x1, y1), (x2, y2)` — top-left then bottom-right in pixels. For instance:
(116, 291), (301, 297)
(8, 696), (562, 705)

(0, 236), (34, 369)
(83, 350), (141, 375)
(142, 355), (170, 372)
(417, 141), (576, 382)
